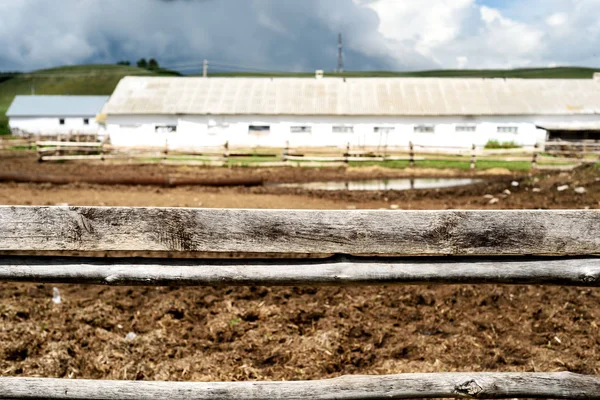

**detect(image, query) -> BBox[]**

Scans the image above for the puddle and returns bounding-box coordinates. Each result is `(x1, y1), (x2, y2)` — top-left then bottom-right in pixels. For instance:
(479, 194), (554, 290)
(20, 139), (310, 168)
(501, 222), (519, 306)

(274, 178), (481, 191)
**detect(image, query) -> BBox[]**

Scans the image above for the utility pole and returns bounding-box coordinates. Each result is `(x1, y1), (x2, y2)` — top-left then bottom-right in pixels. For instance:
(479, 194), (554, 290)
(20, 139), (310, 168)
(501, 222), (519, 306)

(203, 59), (208, 78)
(337, 33), (344, 73)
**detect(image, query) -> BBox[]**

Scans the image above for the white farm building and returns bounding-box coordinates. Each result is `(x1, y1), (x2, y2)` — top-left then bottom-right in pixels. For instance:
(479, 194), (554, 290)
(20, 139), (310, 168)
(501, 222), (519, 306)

(100, 76), (600, 151)
(7, 95), (109, 136)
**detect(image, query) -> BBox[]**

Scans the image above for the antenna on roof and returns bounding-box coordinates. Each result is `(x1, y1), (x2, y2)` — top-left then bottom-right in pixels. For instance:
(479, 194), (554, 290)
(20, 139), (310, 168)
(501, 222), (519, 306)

(203, 60), (208, 78)
(337, 33), (344, 74)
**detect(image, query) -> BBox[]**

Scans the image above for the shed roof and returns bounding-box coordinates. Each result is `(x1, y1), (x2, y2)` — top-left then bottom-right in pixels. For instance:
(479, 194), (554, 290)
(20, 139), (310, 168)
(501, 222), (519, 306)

(7, 95), (109, 117)
(102, 76), (600, 117)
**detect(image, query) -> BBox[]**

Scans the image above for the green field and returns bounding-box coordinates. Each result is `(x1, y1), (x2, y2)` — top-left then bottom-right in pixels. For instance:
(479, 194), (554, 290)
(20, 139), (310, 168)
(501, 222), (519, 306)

(1, 64), (599, 134)
(208, 66), (600, 79)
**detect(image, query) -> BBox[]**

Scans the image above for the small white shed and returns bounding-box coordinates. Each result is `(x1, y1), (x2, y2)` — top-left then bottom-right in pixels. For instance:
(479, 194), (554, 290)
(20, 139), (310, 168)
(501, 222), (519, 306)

(6, 95), (109, 136)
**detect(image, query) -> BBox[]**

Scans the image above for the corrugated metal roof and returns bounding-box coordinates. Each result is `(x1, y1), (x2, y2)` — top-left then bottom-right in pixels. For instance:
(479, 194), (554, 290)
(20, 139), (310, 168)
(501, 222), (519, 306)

(7, 95), (109, 117)
(102, 76), (600, 116)
(537, 122), (600, 131)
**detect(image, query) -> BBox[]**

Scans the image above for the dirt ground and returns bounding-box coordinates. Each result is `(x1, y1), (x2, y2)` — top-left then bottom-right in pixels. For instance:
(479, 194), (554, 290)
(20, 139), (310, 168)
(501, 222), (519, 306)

(1, 153), (599, 384)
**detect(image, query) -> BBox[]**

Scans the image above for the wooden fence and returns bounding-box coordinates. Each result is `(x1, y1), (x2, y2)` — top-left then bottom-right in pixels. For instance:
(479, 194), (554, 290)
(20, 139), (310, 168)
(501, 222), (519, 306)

(1, 207), (600, 399)
(3, 135), (599, 168)
(32, 140), (584, 170)
(0, 134), (101, 151)
(545, 139), (600, 157)
(0, 138), (33, 150)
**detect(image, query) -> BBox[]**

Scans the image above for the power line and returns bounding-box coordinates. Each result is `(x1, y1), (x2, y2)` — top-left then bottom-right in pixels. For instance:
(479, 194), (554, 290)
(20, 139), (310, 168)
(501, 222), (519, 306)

(0, 57), (324, 79)
(161, 59), (301, 74)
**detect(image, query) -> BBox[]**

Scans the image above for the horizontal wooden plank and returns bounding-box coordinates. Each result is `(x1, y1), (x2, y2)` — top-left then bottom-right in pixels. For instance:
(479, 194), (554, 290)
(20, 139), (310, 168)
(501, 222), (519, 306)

(1, 256), (600, 286)
(0, 207), (599, 256)
(36, 141), (102, 147)
(0, 372), (599, 399)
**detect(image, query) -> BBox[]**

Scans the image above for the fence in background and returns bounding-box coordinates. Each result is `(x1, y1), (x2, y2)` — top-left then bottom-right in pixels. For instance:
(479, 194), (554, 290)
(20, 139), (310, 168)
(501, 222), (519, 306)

(545, 139), (600, 156)
(0, 207), (599, 399)
(1, 135), (597, 169)
(0, 134), (101, 150)
(31, 139), (599, 170)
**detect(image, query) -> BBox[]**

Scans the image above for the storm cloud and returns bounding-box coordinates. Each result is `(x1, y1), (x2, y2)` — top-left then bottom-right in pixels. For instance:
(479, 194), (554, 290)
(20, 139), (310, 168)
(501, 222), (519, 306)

(0, 0), (433, 72)
(0, 0), (599, 72)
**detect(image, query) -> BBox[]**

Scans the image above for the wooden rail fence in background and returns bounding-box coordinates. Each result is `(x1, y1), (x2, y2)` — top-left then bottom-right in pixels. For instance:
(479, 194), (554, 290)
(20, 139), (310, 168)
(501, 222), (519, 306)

(0, 134), (595, 168)
(545, 139), (600, 155)
(31, 140), (593, 169)
(0, 207), (600, 399)
(0, 134), (102, 150)
(3, 134), (600, 167)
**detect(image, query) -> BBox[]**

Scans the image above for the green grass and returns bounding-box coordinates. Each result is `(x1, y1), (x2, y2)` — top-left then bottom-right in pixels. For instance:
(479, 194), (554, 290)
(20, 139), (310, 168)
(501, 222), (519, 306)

(485, 140), (521, 149)
(0, 64), (179, 135)
(229, 156), (281, 163)
(207, 66), (599, 79)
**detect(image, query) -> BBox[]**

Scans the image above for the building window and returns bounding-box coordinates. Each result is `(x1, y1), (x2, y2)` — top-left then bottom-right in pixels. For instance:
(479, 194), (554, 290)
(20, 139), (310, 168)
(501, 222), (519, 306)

(249, 125), (270, 136)
(332, 126), (353, 133)
(497, 126), (518, 134)
(83, 118), (89, 125)
(456, 125), (476, 132)
(208, 120), (228, 135)
(208, 124), (227, 135)
(374, 127), (395, 134)
(59, 119), (65, 125)
(155, 125), (177, 133)
(414, 125), (434, 133)
(290, 126), (312, 134)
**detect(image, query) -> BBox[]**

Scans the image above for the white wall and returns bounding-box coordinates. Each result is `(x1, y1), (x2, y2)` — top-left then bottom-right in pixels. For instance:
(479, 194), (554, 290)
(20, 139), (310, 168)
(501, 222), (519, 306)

(9, 116), (101, 135)
(104, 113), (600, 151)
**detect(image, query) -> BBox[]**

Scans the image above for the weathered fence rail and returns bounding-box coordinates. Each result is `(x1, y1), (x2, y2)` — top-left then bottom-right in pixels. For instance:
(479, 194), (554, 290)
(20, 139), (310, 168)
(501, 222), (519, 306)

(1, 207), (599, 399)
(1, 372), (599, 400)
(3, 255), (600, 286)
(1, 208), (599, 255)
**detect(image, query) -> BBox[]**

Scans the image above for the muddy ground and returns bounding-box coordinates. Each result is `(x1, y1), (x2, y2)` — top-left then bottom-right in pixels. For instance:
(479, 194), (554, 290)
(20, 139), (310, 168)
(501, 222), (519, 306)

(0, 153), (599, 384)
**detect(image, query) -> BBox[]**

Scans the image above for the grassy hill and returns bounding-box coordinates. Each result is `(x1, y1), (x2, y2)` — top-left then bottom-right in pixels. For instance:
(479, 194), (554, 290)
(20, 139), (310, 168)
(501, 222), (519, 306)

(0, 64), (178, 134)
(208, 66), (600, 79)
(1, 65), (598, 134)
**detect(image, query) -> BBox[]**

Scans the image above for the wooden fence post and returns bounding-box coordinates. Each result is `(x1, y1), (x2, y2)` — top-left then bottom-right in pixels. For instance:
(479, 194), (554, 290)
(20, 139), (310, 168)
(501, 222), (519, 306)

(282, 141), (289, 162)
(409, 142), (414, 167)
(532, 143), (539, 169)
(470, 144), (476, 170)
(344, 142), (350, 164)
(223, 141), (230, 163)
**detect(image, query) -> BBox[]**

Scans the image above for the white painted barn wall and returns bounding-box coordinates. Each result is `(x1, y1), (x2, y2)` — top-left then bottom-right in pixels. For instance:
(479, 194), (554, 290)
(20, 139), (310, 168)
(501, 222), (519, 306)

(10, 116), (101, 135)
(104, 113), (600, 151)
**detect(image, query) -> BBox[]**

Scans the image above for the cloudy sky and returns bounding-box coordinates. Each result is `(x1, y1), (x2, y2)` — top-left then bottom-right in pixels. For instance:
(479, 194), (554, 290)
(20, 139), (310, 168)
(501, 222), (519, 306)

(0, 0), (598, 72)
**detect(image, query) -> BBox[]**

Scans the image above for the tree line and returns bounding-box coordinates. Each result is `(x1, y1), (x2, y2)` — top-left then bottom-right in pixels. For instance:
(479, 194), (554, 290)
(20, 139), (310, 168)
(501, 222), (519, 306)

(116, 58), (160, 70)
